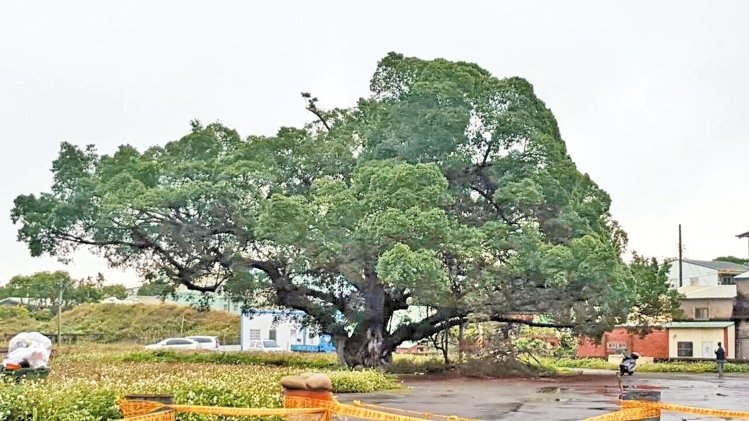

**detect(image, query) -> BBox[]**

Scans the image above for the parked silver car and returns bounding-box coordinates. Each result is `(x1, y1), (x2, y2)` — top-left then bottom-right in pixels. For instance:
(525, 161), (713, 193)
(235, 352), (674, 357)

(187, 336), (220, 350)
(246, 340), (284, 352)
(144, 338), (200, 350)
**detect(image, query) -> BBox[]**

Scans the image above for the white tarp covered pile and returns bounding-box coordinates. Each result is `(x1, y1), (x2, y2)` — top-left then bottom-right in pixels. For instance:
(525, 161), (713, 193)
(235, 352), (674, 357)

(2, 332), (52, 370)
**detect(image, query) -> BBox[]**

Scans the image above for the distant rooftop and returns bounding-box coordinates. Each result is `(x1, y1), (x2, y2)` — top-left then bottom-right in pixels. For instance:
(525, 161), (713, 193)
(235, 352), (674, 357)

(683, 259), (748, 272)
(0, 297), (24, 305)
(667, 321), (734, 329)
(736, 270), (749, 280)
(678, 284), (737, 299)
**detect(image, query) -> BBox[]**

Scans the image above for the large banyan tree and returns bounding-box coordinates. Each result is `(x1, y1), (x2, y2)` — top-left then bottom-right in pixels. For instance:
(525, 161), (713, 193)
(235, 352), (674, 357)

(12, 53), (670, 367)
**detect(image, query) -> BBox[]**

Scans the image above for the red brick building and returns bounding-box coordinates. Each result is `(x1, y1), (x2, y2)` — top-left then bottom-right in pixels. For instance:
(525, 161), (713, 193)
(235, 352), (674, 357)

(576, 327), (669, 358)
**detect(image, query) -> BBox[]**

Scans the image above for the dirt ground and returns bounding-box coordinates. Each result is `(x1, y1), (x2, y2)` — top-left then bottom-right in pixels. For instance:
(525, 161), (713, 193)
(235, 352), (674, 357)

(339, 370), (749, 420)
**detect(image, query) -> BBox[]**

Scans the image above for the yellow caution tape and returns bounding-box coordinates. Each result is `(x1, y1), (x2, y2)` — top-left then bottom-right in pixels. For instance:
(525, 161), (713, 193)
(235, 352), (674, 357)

(116, 410), (175, 421)
(581, 407), (659, 421)
(351, 400), (478, 421)
(119, 396), (749, 421)
(287, 396), (474, 421)
(583, 399), (749, 420)
(173, 404), (326, 417)
(117, 398), (473, 421)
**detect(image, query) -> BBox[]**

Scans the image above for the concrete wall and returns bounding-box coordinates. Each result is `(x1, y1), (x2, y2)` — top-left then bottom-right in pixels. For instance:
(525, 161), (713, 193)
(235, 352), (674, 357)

(577, 328), (668, 358)
(679, 298), (734, 320)
(668, 326), (734, 359)
(667, 262), (718, 289)
(738, 339), (749, 360)
(737, 280), (749, 297)
(736, 320), (749, 359)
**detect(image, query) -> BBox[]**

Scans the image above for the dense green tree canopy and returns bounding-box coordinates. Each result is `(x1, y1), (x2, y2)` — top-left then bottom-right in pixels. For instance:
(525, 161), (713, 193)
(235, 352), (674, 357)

(136, 278), (175, 297)
(12, 53), (675, 367)
(627, 254), (681, 323)
(0, 271), (127, 310)
(714, 256), (749, 266)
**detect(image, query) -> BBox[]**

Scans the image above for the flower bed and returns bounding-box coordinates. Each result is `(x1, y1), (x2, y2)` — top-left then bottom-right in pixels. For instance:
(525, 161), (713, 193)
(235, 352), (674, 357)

(0, 347), (399, 420)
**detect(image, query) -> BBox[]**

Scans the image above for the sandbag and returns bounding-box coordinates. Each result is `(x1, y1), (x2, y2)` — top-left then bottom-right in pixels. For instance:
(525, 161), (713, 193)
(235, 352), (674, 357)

(281, 375), (309, 390)
(304, 373), (332, 391)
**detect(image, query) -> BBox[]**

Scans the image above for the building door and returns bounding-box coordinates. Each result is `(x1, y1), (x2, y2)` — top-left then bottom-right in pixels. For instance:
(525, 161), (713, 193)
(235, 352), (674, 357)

(702, 341), (713, 358)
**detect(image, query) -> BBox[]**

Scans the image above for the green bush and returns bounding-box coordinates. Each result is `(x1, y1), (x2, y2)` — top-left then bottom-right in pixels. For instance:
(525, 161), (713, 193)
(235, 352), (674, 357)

(543, 357), (749, 373)
(542, 357), (615, 370)
(637, 361), (749, 373)
(389, 355), (448, 374)
(327, 371), (400, 393)
(0, 306), (41, 334)
(63, 348), (340, 369)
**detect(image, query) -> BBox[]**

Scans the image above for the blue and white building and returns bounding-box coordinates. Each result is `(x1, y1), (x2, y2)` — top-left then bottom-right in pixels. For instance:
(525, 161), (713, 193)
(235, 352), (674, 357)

(239, 309), (328, 351)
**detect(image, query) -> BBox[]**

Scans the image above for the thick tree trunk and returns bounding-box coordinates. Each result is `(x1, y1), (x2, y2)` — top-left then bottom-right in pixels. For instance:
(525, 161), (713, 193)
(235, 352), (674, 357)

(339, 326), (393, 368)
(337, 272), (394, 368)
(441, 328), (450, 365)
(458, 320), (466, 362)
(334, 334), (348, 366)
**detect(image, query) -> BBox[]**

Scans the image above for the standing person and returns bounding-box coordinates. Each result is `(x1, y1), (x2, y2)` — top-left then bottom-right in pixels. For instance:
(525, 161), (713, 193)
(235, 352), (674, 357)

(715, 342), (726, 379)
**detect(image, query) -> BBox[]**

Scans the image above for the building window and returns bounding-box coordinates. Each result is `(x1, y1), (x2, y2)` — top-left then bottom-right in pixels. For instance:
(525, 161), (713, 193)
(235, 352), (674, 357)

(248, 329), (261, 340)
(694, 308), (709, 320)
(268, 329), (277, 341)
(606, 342), (627, 354)
(677, 341), (693, 357)
(720, 275), (735, 285)
(689, 277), (699, 286)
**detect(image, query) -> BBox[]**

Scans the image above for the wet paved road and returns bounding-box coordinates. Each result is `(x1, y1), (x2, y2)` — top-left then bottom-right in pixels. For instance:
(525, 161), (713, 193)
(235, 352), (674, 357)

(339, 370), (749, 420)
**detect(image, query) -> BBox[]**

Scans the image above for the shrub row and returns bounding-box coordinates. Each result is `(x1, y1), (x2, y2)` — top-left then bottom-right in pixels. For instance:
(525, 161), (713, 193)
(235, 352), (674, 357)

(544, 357), (749, 373)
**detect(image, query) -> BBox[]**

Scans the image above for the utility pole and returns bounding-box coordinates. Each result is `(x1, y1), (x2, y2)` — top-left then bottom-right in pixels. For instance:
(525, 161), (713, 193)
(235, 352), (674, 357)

(737, 231), (749, 259)
(678, 224), (683, 288)
(57, 280), (65, 345)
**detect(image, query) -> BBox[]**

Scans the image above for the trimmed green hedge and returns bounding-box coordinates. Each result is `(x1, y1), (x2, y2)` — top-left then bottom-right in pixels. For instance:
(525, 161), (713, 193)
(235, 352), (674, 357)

(544, 357), (749, 373)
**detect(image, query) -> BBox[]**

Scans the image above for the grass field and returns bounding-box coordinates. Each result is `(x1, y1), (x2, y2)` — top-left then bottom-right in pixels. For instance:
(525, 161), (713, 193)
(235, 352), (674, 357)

(0, 303), (241, 344)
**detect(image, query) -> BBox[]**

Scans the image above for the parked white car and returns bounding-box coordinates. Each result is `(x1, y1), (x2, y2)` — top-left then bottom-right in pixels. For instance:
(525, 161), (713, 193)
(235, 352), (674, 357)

(145, 338), (200, 350)
(246, 340), (285, 352)
(187, 336), (220, 350)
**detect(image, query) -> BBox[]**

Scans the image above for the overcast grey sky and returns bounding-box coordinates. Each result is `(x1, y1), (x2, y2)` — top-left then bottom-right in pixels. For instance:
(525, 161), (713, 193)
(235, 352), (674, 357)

(1, 1), (747, 286)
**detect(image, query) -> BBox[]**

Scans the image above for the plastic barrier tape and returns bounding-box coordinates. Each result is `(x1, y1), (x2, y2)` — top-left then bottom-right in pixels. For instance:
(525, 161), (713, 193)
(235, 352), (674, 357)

(581, 407), (659, 421)
(583, 399), (749, 420)
(352, 400), (473, 420)
(286, 397), (477, 421)
(120, 397), (749, 421)
(116, 410), (175, 421)
(118, 398), (477, 421)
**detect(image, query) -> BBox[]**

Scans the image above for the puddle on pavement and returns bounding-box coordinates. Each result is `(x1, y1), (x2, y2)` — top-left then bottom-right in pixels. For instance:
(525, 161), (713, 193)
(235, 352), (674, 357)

(535, 387), (574, 402)
(536, 386), (570, 393)
(541, 397), (572, 402)
(630, 384), (663, 390)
